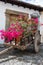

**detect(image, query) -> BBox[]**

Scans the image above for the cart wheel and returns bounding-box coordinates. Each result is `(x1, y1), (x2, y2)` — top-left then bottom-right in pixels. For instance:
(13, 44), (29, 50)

(34, 31), (41, 53)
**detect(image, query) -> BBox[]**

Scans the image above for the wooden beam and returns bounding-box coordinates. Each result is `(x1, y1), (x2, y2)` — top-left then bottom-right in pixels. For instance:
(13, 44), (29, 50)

(5, 9), (28, 15)
(0, 46), (13, 55)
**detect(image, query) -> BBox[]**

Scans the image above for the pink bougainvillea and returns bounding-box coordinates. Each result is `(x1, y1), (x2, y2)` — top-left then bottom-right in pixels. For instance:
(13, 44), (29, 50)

(0, 22), (24, 43)
(32, 18), (38, 24)
(0, 17), (38, 43)
(34, 18), (38, 24)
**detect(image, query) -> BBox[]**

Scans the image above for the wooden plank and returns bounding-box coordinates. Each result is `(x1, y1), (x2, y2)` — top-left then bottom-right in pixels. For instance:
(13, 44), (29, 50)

(0, 46), (13, 55)
(5, 9), (28, 16)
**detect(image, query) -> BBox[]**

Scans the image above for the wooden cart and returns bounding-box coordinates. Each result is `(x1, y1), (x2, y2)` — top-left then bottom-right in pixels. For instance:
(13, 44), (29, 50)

(4, 30), (41, 53)
(0, 10), (41, 55)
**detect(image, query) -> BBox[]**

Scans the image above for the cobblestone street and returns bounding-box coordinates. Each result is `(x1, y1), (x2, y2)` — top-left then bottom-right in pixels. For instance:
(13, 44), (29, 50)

(0, 43), (43, 65)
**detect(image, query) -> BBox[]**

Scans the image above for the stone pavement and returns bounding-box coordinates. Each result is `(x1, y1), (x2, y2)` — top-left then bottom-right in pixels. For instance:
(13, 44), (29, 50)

(0, 43), (43, 65)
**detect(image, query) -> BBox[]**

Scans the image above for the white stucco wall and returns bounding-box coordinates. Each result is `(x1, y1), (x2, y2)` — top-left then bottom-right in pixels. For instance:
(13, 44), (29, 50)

(40, 12), (43, 43)
(0, 1), (43, 43)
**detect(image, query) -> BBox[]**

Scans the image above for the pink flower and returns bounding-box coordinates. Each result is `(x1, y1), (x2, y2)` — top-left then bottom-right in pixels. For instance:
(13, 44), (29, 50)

(0, 22), (24, 43)
(31, 18), (38, 24)
(11, 23), (15, 26)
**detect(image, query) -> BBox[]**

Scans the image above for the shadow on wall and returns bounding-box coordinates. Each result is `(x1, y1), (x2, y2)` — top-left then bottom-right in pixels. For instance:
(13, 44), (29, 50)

(41, 35), (43, 43)
(0, 38), (4, 47)
(0, 38), (4, 44)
